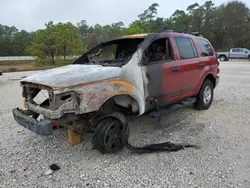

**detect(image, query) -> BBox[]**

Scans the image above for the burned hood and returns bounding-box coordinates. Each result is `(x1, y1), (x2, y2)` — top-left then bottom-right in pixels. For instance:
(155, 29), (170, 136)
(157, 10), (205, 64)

(21, 64), (122, 90)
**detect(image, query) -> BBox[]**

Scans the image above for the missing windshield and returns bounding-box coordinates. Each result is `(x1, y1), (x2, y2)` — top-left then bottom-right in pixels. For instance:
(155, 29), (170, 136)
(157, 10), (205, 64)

(74, 38), (144, 67)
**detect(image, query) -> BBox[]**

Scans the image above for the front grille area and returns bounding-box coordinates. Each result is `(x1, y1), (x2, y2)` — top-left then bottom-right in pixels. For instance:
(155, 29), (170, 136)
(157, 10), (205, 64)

(22, 82), (76, 111)
(22, 83), (53, 109)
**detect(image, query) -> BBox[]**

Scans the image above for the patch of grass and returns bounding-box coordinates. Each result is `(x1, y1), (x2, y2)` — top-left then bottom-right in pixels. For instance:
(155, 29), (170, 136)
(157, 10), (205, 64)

(6, 67), (18, 72)
(0, 58), (77, 73)
(0, 60), (34, 66)
(56, 59), (74, 66)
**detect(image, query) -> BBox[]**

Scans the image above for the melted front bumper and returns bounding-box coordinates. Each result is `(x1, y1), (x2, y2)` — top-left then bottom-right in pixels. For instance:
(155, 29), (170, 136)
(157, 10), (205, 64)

(12, 108), (53, 136)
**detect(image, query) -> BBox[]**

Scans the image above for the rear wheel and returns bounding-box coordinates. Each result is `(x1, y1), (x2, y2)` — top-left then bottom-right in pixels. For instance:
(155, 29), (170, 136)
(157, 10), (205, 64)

(248, 55), (250, 61)
(194, 79), (214, 110)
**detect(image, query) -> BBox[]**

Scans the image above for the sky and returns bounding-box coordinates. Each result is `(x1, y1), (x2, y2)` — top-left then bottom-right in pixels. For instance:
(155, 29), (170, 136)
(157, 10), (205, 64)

(0, 0), (249, 31)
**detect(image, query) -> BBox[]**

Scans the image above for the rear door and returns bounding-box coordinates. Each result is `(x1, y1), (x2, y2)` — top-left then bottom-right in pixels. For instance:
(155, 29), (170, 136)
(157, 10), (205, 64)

(174, 36), (201, 98)
(194, 37), (219, 90)
(230, 48), (240, 59)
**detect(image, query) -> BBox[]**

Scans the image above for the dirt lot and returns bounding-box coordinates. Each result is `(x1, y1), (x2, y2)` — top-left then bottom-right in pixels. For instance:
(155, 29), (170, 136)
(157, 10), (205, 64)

(0, 61), (250, 188)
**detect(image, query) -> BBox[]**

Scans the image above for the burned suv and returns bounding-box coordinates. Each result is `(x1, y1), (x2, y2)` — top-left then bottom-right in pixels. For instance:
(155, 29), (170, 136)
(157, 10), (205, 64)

(12, 31), (220, 154)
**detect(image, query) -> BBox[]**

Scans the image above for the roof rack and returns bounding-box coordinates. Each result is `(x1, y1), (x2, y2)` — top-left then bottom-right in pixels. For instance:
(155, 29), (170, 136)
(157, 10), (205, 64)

(190, 31), (204, 37)
(163, 30), (204, 37)
(164, 30), (188, 34)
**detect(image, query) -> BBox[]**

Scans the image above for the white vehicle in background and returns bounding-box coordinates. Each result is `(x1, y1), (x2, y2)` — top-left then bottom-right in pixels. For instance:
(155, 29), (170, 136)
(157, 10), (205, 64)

(217, 48), (250, 61)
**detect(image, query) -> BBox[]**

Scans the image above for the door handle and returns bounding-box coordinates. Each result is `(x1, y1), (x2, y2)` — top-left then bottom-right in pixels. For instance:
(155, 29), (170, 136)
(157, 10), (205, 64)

(172, 67), (180, 72)
(198, 63), (205, 67)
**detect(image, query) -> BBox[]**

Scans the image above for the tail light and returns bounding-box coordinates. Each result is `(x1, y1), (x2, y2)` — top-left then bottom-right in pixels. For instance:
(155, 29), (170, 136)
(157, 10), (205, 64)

(217, 66), (220, 74)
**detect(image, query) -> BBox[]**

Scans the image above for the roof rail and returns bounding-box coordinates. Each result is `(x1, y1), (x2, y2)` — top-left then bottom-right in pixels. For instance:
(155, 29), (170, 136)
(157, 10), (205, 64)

(163, 30), (204, 37)
(164, 30), (188, 34)
(190, 31), (204, 37)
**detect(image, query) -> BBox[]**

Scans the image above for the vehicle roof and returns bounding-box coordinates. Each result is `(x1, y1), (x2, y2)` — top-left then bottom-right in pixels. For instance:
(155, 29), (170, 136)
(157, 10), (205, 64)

(231, 47), (248, 49)
(118, 31), (207, 41)
(118, 33), (150, 39)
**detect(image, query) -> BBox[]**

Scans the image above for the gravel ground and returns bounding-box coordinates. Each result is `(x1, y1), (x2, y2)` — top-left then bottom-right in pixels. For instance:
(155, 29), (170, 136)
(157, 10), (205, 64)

(1, 61), (250, 188)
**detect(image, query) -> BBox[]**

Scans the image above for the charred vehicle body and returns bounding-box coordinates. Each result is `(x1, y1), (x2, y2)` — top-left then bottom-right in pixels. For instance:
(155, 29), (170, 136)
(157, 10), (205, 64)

(12, 31), (220, 153)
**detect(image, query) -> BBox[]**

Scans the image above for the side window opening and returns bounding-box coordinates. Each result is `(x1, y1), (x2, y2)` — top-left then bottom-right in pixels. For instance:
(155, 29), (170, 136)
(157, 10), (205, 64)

(175, 37), (198, 59)
(143, 38), (174, 65)
(232, 48), (240, 52)
(189, 38), (198, 57)
(196, 38), (214, 57)
(166, 39), (174, 61)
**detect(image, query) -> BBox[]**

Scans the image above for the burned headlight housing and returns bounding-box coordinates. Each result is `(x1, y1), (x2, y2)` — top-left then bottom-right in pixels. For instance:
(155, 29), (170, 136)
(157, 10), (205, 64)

(52, 91), (77, 110)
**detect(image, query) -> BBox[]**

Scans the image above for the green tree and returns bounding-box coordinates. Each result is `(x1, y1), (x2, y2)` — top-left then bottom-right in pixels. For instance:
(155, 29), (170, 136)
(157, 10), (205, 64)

(12, 30), (34, 55)
(27, 21), (57, 64)
(126, 21), (145, 35)
(137, 3), (160, 32)
(0, 25), (18, 56)
(27, 21), (85, 64)
(138, 3), (159, 24)
(54, 22), (86, 60)
(169, 10), (190, 31)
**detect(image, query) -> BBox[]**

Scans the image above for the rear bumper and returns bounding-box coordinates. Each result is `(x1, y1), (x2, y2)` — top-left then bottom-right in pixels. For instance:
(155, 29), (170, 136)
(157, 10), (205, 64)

(12, 108), (53, 136)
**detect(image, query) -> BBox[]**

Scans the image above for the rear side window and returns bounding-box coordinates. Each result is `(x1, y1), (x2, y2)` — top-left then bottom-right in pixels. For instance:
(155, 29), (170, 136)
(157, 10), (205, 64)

(175, 37), (198, 59)
(197, 38), (214, 56)
(232, 48), (239, 52)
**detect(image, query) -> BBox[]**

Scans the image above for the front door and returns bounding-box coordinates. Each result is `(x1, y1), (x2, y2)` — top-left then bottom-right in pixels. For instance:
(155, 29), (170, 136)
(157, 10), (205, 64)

(141, 36), (182, 112)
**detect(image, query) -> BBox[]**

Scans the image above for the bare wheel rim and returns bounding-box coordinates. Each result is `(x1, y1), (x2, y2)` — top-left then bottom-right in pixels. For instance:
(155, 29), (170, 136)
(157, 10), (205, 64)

(103, 120), (123, 152)
(203, 85), (212, 104)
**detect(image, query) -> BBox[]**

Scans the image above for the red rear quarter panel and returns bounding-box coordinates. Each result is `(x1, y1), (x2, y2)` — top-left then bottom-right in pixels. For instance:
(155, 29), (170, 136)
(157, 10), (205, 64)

(191, 36), (219, 93)
(194, 63), (216, 94)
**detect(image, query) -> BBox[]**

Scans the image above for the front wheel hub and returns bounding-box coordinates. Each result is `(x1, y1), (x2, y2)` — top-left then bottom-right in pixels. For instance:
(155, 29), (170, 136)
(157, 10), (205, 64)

(92, 112), (129, 154)
(103, 119), (124, 152)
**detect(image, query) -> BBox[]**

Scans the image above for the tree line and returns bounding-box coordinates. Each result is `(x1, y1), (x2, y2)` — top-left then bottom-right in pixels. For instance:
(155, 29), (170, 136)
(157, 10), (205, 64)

(0, 0), (249, 64)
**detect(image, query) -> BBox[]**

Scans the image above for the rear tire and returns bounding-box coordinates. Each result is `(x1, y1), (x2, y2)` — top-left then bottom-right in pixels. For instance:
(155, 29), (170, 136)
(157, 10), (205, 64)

(194, 79), (214, 110)
(248, 55), (250, 61)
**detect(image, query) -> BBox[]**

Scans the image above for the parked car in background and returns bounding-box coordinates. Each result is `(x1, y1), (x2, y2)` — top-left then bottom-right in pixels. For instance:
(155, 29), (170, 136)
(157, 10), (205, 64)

(217, 48), (250, 61)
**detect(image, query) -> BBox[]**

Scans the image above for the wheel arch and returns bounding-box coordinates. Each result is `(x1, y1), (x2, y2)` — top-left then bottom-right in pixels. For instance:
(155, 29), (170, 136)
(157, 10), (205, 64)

(97, 94), (142, 116)
(204, 74), (216, 89)
(75, 81), (145, 116)
(195, 73), (216, 95)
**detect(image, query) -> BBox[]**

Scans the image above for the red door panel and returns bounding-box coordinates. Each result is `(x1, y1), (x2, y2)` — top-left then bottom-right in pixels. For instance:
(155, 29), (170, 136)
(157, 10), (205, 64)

(180, 58), (202, 98)
(161, 61), (182, 104)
